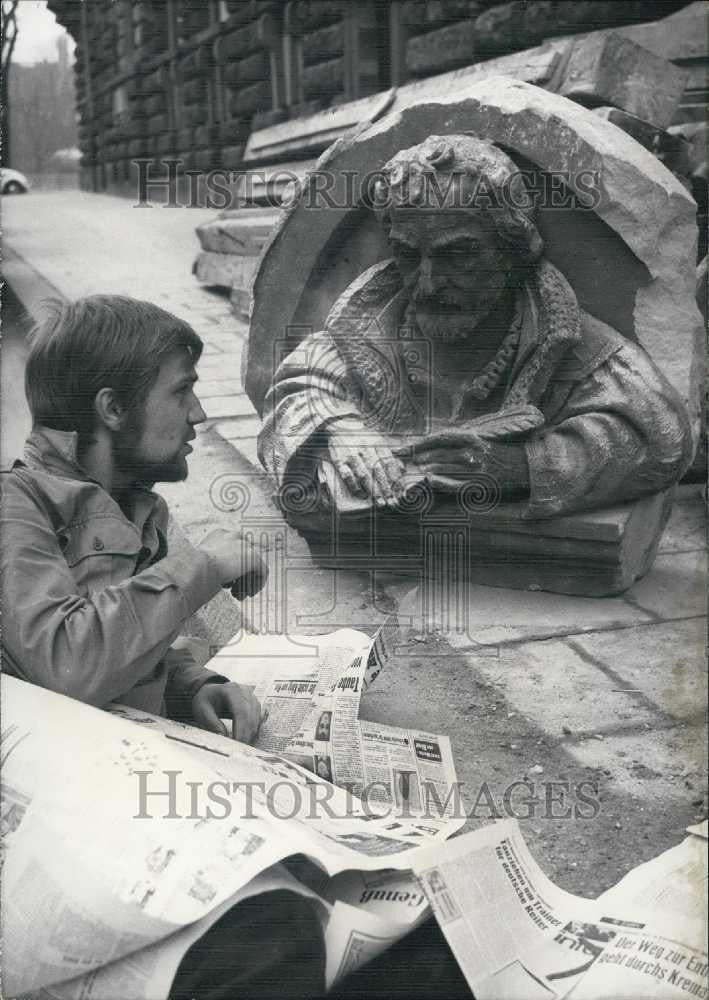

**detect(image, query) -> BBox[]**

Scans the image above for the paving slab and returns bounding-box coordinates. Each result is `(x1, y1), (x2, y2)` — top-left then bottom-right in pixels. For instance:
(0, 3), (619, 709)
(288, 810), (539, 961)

(194, 352), (244, 378)
(657, 485), (706, 553)
(198, 379), (248, 396)
(624, 550), (707, 619)
(454, 637), (661, 734)
(202, 395), (258, 420)
(397, 580), (655, 648)
(568, 723), (708, 813)
(570, 619), (708, 721)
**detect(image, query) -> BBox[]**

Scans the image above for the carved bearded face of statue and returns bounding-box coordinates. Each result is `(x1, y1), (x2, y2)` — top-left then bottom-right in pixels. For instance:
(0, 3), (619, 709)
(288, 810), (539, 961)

(389, 203), (515, 341)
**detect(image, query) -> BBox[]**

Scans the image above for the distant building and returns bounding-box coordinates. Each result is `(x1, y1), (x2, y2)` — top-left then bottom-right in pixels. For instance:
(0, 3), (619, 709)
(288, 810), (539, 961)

(8, 36), (78, 176)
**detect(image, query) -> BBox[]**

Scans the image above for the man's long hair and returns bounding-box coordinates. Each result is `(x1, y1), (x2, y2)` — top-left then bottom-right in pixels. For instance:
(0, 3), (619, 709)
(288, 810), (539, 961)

(25, 295), (203, 446)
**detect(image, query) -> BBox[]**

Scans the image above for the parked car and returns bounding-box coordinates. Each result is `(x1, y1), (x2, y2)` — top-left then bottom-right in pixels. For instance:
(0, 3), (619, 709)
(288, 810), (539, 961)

(1, 168), (30, 194)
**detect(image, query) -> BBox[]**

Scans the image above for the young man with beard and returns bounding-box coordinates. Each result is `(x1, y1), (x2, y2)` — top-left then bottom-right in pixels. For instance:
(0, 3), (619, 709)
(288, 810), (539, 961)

(1, 295), (267, 740)
(1, 295), (471, 999)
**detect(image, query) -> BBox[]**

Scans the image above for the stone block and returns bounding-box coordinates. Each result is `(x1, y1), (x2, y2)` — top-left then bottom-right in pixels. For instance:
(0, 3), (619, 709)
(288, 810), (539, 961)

(244, 90), (395, 163)
(291, 2), (344, 33)
(616, 2), (709, 63)
(303, 22), (344, 65)
(294, 491), (676, 597)
(215, 14), (277, 63)
(559, 32), (688, 128)
(195, 209), (278, 255)
(220, 144), (245, 169)
(223, 50), (270, 87)
(571, 618), (708, 721)
(302, 57), (345, 102)
(192, 148), (219, 172)
(193, 250), (259, 290)
(473, 2), (529, 56)
(229, 80), (272, 117)
(406, 19), (477, 76)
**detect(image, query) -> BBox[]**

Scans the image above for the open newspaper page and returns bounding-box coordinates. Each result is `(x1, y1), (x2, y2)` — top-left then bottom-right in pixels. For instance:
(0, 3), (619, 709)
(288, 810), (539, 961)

(208, 622), (462, 838)
(24, 864), (330, 1000)
(109, 702), (461, 871)
(322, 869), (431, 990)
(1, 675), (290, 998)
(569, 822), (708, 1000)
(412, 818), (617, 1000)
(3, 656), (450, 997)
(411, 819), (708, 1000)
(597, 820), (708, 925)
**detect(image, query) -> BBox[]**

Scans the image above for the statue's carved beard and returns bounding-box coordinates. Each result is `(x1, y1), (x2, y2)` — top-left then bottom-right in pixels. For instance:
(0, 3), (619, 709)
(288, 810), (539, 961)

(406, 294), (498, 341)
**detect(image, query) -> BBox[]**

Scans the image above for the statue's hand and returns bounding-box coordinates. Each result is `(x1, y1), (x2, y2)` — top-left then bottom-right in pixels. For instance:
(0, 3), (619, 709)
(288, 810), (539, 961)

(327, 420), (407, 507)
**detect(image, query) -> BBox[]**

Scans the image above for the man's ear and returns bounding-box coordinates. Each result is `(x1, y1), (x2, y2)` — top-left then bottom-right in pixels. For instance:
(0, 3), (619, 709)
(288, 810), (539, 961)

(94, 387), (127, 431)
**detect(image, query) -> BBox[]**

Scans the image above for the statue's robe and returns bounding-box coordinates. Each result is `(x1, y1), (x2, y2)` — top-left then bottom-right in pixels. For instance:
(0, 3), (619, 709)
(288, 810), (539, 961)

(258, 259), (692, 518)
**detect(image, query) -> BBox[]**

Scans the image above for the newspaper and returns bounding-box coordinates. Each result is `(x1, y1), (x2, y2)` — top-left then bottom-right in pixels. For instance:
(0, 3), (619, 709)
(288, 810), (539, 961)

(598, 822), (708, 926)
(411, 819), (708, 1000)
(2, 657), (451, 998)
(322, 868), (431, 990)
(24, 864), (329, 1000)
(208, 621), (460, 830)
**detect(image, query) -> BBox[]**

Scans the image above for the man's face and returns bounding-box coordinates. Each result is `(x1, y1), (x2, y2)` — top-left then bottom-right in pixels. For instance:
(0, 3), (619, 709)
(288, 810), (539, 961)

(388, 206), (514, 340)
(114, 350), (206, 484)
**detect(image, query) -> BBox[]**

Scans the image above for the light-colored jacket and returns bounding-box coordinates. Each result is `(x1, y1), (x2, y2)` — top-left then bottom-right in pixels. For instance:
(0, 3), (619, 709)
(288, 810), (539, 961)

(1, 426), (226, 715)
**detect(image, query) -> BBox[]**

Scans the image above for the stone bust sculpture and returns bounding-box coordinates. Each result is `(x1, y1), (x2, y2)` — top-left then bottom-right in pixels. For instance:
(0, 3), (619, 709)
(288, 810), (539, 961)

(258, 134), (692, 520)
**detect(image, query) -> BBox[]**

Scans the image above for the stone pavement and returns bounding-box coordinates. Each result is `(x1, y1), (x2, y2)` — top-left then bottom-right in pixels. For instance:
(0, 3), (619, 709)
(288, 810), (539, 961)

(3, 190), (707, 896)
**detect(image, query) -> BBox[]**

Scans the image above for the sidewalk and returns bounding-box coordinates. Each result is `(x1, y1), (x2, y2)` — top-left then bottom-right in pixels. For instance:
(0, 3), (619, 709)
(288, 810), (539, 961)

(3, 190), (706, 895)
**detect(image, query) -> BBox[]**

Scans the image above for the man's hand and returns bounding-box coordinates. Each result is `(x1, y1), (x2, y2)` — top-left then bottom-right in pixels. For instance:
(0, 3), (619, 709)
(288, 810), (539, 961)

(327, 420), (406, 507)
(199, 529), (269, 599)
(191, 681), (262, 744)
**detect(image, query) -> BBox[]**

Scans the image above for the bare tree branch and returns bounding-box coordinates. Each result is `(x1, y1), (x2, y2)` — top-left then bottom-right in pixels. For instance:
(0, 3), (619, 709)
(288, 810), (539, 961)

(1, 0), (20, 164)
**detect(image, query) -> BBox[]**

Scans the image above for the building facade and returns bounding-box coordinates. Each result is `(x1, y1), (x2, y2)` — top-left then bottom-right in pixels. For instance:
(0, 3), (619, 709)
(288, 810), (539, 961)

(47, 1), (704, 196)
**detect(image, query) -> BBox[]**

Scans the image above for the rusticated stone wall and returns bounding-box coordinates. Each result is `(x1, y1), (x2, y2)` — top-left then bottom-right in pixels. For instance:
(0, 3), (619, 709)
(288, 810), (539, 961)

(47, 0), (700, 195)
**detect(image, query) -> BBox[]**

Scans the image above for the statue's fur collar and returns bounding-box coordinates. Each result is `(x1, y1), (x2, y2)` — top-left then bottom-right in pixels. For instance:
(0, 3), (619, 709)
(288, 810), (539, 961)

(324, 258), (622, 415)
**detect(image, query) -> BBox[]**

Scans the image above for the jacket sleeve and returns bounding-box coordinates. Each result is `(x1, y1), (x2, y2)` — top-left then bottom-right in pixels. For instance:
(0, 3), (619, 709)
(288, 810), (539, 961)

(524, 342), (693, 518)
(163, 640), (229, 721)
(1, 475), (224, 707)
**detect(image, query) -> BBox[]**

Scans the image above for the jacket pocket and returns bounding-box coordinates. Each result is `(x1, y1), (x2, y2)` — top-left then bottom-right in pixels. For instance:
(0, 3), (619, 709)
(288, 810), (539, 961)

(59, 517), (143, 594)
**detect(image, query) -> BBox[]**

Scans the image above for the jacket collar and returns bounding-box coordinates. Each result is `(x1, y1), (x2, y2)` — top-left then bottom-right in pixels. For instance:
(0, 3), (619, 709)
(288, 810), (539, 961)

(22, 426), (92, 481)
(19, 426), (161, 522)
